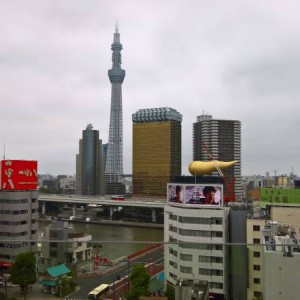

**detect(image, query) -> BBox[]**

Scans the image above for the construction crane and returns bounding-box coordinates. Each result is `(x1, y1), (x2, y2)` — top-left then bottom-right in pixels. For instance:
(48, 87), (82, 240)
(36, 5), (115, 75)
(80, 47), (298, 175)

(201, 142), (236, 202)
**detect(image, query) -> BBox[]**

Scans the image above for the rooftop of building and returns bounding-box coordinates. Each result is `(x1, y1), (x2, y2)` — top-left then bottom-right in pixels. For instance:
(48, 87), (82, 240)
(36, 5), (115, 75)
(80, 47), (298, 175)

(263, 221), (300, 255)
(132, 107), (182, 123)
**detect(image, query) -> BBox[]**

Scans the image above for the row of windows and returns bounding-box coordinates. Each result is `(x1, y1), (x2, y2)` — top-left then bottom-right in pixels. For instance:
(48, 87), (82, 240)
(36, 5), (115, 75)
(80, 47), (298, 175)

(169, 214), (223, 225)
(0, 210), (30, 215)
(0, 210), (28, 214)
(169, 250), (224, 264)
(0, 220), (28, 225)
(171, 262), (224, 276)
(0, 198), (29, 204)
(178, 241), (223, 251)
(0, 242), (29, 248)
(0, 231), (28, 237)
(178, 216), (223, 225)
(168, 271), (223, 290)
(178, 229), (223, 238)
(199, 256), (223, 263)
(199, 268), (223, 276)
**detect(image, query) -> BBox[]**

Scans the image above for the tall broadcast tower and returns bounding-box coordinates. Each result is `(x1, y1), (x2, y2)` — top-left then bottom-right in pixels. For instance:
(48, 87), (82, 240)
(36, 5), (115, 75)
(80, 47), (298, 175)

(105, 27), (125, 175)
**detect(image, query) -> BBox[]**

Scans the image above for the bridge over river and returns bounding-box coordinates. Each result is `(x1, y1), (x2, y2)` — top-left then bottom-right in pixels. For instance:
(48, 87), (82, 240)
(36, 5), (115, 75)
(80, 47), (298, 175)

(38, 195), (166, 223)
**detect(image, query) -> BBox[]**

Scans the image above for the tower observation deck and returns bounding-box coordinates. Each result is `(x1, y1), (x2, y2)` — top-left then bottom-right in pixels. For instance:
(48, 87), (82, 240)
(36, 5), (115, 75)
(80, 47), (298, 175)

(106, 27), (125, 175)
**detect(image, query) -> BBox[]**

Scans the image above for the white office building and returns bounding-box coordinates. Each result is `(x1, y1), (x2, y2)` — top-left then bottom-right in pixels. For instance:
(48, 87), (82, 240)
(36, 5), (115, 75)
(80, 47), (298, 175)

(164, 198), (229, 299)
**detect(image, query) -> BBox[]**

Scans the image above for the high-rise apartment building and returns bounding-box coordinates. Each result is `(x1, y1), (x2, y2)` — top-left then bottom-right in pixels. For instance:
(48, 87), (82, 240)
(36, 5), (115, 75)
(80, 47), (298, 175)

(76, 124), (105, 195)
(132, 107), (182, 196)
(105, 28), (125, 175)
(193, 114), (242, 201)
(0, 160), (39, 267)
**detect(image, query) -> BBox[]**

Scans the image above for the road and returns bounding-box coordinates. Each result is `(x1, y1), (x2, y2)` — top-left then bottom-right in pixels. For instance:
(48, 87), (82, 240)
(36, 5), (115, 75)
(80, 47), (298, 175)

(65, 247), (164, 300)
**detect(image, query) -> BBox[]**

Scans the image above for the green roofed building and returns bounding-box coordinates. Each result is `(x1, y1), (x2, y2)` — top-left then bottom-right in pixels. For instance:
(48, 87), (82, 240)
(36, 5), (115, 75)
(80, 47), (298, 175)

(39, 264), (71, 294)
(47, 264), (71, 278)
(260, 188), (300, 207)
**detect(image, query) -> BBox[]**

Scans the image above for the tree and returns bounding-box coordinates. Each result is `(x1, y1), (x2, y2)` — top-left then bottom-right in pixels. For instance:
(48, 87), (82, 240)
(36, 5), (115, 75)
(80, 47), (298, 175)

(126, 264), (150, 300)
(164, 284), (175, 300)
(10, 252), (37, 300)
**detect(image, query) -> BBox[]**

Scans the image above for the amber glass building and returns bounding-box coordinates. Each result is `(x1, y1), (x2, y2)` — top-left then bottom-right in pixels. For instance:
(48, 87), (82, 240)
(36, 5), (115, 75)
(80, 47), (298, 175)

(132, 107), (182, 196)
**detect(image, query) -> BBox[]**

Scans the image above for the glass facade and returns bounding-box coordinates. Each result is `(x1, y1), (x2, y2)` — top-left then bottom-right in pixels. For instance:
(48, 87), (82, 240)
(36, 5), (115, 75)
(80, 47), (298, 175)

(76, 125), (105, 195)
(132, 121), (181, 196)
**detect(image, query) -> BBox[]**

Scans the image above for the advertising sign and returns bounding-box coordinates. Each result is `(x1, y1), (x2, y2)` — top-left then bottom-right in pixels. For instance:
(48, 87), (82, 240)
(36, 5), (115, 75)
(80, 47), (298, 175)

(0, 160), (38, 191)
(168, 184), (223, 207)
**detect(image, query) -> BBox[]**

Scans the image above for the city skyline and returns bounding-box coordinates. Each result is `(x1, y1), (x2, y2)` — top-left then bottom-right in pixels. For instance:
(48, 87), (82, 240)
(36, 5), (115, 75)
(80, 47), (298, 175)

(0, 1), (299, 176)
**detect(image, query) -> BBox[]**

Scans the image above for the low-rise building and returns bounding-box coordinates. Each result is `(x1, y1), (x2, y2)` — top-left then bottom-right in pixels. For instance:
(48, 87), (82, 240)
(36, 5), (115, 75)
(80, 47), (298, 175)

(263, 221), (300, 300)
(41, 220), (92, 266)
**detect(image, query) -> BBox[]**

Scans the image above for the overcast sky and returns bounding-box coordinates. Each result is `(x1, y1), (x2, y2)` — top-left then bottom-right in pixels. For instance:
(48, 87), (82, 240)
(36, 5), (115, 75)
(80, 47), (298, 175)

(1, 0), (299, 177)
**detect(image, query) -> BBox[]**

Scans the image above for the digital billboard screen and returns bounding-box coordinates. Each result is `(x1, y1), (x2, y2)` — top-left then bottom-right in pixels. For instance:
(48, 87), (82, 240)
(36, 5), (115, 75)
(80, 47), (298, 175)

(0, 160), (38, 191)
(168, 184), (223, 207)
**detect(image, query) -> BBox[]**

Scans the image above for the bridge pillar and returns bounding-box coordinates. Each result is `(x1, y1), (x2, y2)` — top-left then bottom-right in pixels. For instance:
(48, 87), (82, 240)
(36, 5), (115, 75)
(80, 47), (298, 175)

(42, 202), (46, 215)
(152, 208), (156, 223)
(72, 204), (76, 217)
(110, 206), (114, 220)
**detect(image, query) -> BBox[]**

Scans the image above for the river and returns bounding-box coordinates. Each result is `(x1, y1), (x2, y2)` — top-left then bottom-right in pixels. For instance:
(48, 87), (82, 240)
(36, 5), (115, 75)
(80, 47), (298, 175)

(38, 220), (164, 260)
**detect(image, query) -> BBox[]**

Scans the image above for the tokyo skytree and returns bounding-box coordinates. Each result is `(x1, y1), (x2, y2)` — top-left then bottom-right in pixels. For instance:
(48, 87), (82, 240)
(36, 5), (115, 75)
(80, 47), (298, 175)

(105, 27), (125, 175)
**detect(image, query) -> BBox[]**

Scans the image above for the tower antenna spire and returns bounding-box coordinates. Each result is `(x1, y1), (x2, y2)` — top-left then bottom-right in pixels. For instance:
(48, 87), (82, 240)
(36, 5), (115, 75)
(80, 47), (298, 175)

(106, 27), (125, 175)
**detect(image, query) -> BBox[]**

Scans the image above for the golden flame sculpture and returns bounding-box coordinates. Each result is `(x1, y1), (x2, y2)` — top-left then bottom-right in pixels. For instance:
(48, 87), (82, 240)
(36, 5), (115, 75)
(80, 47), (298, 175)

(188, 160), (239, 176)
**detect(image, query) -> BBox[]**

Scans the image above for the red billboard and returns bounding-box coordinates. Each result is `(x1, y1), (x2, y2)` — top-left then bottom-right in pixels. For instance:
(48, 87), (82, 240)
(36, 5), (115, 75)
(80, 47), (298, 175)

(0, 160), (38, 191)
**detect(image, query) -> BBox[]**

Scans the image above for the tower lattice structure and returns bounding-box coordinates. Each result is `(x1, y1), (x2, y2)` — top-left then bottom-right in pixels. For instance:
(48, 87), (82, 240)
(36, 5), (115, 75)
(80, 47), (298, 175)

(105, 27), (125, 175)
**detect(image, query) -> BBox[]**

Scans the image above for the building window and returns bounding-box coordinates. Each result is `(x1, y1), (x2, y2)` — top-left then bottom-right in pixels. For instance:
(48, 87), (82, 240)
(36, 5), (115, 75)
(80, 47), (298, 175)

(210, 282), (223, 289)
(212, 256), (223, 263)
(254, 278), (261, 284)
(169, 236), (177, 243)
(169, 260), (178, 269)
(169, 248), (178, 257)
(178, 228), (210, 237)
(213, 244), (223, 251)
(253, 238), (260, 244)
(50, 251), (57, 257)
(169, 214), (177, 221)
(253, 225), (260, 231)
(180, 253), (192, 261)
(199, 268), (211, 276)
(253, 251), (260, 258)
(254, 291), (262, 297)
(212, 231), (223, 238)
(50, 230), (58, 238)
(199, 256), (211, 263)
(169, 225), (177, 233)
(253, 264), (261, 271)
(212, 269), (223, 276)
(211, 218), (223, 225)
(180, 266), (192, 274)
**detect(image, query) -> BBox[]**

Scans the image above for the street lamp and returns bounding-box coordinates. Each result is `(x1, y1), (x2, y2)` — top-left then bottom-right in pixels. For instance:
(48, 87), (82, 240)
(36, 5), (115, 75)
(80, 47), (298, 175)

(58, 277), (62, 298)
(126, 260), (130, 293)
(179, 279), (183, 300)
